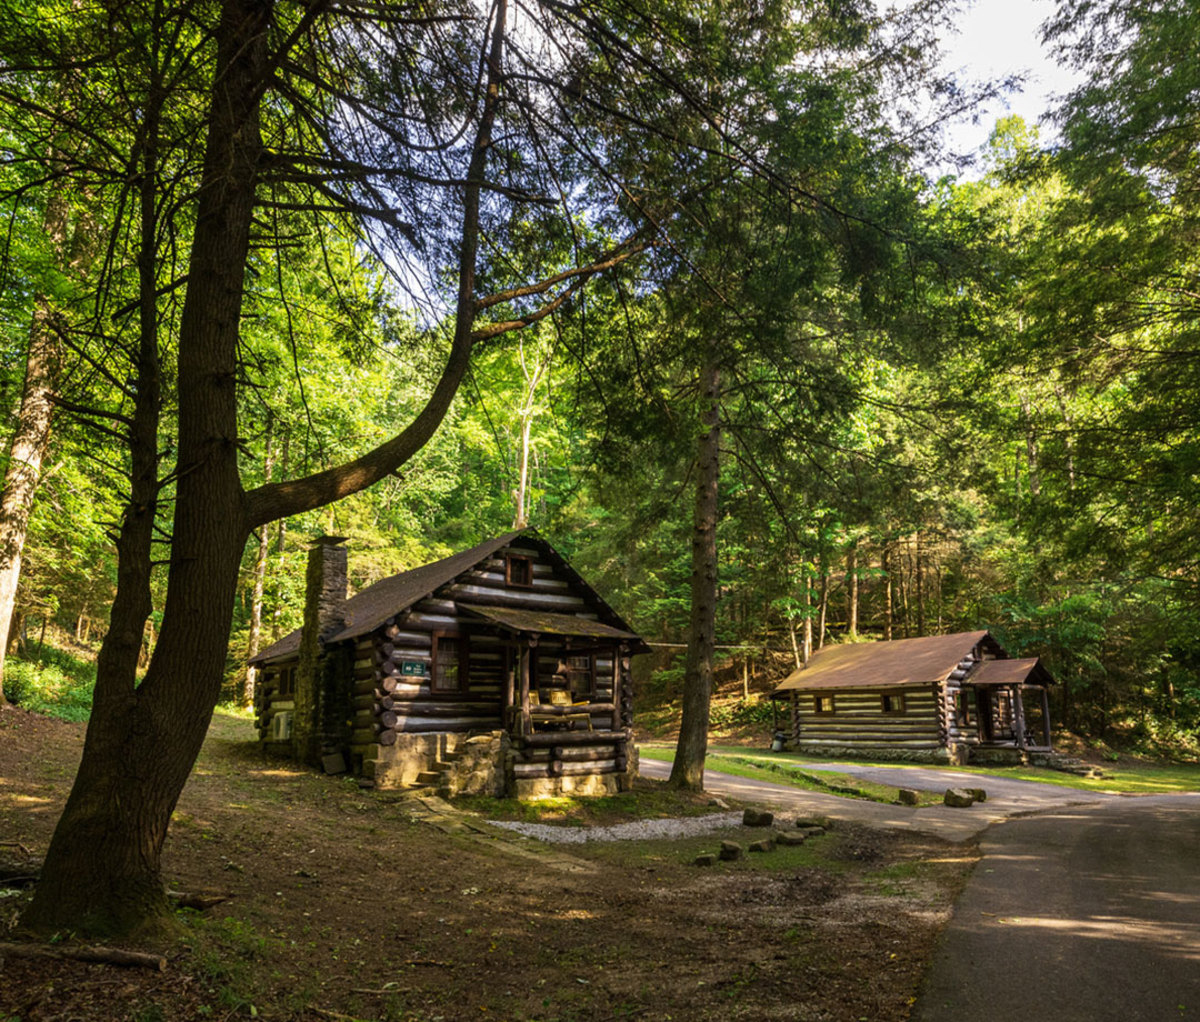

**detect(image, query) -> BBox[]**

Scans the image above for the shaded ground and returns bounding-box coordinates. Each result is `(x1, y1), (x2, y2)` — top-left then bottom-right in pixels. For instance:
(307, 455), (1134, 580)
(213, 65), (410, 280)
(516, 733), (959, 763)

(1, 704), (977, 1022)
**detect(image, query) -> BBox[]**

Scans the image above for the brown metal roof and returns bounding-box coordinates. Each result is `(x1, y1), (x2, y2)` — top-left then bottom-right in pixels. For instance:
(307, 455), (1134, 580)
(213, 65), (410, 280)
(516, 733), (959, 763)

(773, 631), (994, 693)
(250, 529), (646, 664)
(458, 604), (640, 641)
(968, 657), (1055, 687)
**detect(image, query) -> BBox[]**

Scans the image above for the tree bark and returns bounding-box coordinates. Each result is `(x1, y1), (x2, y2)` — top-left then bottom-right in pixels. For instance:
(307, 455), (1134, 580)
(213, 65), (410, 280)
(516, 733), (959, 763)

(914, 530), (925, 636)
(881, 542), (893, 641)
(243, 419), (276, 706)
(0, 189), (69, 702)
(669, 339), (720, 791)
(845, 541), (858, 640)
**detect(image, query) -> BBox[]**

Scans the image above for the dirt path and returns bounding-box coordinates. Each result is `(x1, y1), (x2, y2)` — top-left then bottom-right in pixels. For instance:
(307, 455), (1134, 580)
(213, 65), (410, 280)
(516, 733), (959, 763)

(1, 705), (978, 1022)
(914, 794), (1200, 1021)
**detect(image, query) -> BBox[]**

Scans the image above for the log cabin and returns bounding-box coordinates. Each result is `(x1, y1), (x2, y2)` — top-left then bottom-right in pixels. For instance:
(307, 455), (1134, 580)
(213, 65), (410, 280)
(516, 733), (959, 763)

(771, 631), (1055, 764)
(250, 530), (647, 797)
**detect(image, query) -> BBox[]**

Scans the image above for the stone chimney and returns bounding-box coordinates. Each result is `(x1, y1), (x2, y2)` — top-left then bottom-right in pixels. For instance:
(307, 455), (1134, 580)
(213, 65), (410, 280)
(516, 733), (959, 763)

(292, 537), (349, 768)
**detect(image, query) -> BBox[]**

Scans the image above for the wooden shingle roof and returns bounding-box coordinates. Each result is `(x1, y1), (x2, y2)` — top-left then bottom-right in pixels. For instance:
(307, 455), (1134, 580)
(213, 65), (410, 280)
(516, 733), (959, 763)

(250, 529), (646, 664)
(773, 631), (994, 693)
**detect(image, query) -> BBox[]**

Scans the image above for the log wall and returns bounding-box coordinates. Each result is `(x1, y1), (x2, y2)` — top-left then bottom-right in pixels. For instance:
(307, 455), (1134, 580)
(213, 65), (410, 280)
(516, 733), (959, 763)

(790, 685), (942, 753)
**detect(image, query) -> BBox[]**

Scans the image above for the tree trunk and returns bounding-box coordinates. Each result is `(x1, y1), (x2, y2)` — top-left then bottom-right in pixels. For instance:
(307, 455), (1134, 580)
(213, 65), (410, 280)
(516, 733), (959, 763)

(846, 541), (858, 640)
(0, 191), (69, 701)
(25, 0), (511, 938)
(243, 421), (276, 707)
(788, 619), (801, 669)
(881, 543), (893, 641)
(802, 573), (813, 663)
(669, 340), (720, 791)
(816, 570), (828, 651)
(914, 531), (925, 636)
(23, 0), (270, 936)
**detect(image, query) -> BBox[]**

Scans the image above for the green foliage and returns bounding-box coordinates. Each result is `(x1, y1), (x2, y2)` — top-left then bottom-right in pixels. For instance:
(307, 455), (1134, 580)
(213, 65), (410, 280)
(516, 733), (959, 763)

(2, 642), (96, 721)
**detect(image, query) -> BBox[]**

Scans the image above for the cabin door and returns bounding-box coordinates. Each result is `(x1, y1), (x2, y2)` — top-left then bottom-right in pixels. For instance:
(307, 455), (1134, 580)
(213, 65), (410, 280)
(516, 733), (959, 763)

(976, 688), (995, 743)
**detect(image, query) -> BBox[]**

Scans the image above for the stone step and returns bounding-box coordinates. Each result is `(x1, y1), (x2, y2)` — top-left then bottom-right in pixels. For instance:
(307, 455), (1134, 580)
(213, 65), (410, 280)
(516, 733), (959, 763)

(414, 771), (442, 786)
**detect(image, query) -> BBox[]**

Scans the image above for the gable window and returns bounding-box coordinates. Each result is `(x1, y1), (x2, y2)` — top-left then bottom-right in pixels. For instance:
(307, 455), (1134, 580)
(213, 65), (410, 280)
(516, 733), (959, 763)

(813, 694), (835, 715)
(881, 693), (906, 715)
(505, 554), (533, 588)
(431, 633), (468, 693)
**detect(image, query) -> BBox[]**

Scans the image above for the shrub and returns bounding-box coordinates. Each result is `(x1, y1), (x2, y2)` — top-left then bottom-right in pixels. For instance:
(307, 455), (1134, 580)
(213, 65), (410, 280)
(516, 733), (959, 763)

(3, 645), (96, 722)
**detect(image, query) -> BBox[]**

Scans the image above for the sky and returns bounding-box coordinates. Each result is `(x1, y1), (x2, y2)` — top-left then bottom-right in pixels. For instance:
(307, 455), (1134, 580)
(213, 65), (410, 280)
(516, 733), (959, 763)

(934, 0), (1085, 168)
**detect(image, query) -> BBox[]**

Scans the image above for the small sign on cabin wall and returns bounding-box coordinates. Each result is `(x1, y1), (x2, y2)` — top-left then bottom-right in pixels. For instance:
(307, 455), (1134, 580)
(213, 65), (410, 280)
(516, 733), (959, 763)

(400, 660), (428, 677)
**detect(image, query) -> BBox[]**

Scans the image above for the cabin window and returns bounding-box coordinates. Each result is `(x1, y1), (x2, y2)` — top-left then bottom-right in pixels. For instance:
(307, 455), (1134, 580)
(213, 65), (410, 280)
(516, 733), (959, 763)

(813, 694), (835, 714)
(505, 554), (533, 588)
(277, 665), (296, 697)
(431, 633), (468, 693)
(955, 690), (973, 726)
(558, 650), (597, 699)
(881, 693), (906, 715)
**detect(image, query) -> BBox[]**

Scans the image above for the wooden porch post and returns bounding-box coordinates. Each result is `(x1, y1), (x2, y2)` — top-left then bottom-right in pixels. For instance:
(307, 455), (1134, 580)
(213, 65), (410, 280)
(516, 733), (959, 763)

(1012, 684), (1028, 753)
(519, 635), (536, 739)
(1040, 686), (1052, 749)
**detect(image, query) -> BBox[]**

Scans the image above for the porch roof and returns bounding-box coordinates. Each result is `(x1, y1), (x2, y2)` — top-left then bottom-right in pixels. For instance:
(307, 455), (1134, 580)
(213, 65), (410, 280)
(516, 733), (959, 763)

(968, 657), (1055, 687)
(458, 603), (642, 644)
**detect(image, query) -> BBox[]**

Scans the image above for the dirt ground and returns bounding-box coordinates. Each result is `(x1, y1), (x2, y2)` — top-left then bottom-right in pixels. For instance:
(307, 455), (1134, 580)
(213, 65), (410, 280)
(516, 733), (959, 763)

(0, 704), (978, 1022)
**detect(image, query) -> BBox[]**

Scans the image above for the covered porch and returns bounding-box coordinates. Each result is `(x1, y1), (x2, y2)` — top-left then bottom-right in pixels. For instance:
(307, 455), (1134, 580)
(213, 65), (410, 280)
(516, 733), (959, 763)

(966, 658), (1055, 754)
(457, 604), (641, 795)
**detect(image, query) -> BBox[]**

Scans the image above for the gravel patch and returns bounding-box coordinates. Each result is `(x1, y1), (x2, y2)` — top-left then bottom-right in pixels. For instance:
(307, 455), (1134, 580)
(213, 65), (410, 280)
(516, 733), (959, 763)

(488, 811), (744, 844)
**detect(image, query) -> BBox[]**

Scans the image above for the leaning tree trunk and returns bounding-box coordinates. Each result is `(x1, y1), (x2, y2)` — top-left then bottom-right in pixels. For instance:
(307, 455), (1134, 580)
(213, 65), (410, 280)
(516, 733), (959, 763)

(0, 189), (69, 701)
(669, 339), (720, 791)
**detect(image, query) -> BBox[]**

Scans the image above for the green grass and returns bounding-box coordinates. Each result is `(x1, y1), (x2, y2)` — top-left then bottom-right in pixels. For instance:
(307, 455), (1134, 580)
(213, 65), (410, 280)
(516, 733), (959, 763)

(2, 641), (96, 721)
(453, 783), (729, 826)
(640, 743), (1200, 795)
(637, 746), (943, 806)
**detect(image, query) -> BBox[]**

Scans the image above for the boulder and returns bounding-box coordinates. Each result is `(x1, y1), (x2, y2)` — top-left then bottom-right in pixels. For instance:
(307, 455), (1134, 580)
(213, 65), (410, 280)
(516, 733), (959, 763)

(793, 815), (833, 829)
(719, 840), (745, 861)
(775, 830), (809, 846)
(748, 837), (776, 853)
(943, 787), (976, 808)
(742, 807), (774, 827)
(967, 788), (988, 803)
(897, 788), (921, 806)
(694, 853), (718, 867)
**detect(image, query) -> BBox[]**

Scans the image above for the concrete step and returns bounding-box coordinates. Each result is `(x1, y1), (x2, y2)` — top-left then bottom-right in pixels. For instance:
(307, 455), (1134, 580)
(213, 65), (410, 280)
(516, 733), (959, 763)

(414, 771), (442, 786)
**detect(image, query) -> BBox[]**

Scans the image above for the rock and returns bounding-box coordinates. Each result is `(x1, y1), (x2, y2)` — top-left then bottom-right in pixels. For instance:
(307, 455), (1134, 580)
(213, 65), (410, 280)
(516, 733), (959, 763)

(742, 808), (774, 827)
(748, 837), (775, 853)
(897, 788), (921, 806)
(694, 853), (718, 867)
(967, 787), (988, 803)
(719, 840), (744, 861)
(793, 815), (833, 830)
(708, 797), (730, 809)
(943, 788), (976, 808)
(796, 826), (825, 838)
(775, 830), (809, 846)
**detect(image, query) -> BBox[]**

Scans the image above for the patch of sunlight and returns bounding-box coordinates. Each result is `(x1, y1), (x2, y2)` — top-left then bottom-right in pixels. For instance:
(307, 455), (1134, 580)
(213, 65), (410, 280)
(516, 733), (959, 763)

(559, 908), (597, 921)
(9, 794), (54, 805)
(251, 767), (306, 779)
(990, 914), (1200, 958)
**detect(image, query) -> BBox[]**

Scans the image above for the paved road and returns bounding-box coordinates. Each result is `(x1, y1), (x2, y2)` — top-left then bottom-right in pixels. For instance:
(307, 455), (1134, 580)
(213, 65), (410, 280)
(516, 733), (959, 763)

(914, 793), (1200, 1021)
(638, 756), (1116, 842)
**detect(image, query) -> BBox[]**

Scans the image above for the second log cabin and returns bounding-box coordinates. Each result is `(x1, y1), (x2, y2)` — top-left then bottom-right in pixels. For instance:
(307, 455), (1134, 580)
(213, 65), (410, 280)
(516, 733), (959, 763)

(250, 529), (647, 797)
(772, 631), (1056, 764)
